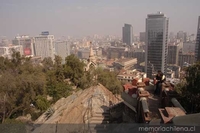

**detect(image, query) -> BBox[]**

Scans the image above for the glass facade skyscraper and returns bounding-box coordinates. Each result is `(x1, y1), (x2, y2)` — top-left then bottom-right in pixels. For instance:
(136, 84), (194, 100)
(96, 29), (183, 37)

(122, 24), (133, 45)
(145, 12), (169, 78)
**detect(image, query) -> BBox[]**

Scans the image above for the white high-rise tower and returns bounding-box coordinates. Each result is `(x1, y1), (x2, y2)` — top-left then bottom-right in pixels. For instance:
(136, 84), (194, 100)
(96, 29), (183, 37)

(34, 31), (55, 60)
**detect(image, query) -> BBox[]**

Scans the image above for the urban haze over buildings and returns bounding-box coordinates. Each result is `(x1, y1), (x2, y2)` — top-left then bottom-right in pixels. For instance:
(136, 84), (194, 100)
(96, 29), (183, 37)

(0, 0), (200, 38)
(1, 0), (200, 128)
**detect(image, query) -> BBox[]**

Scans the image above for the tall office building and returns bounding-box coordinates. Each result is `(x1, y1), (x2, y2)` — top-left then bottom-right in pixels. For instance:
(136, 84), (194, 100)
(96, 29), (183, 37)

(179, 50), (195, 67)
(34, 31), (55, 60)
(107, 46), (127, 59)
(167, 41), (183, 65)
(140, 32), (146, 42)
(126, 49), (145, 65)
(145, 12), (169, 78)
(169, 32), (176, 42)
(177, 31), (188, 42)
(122, 24), (133, 45)
(12, 35), (34, 56)
(195, 16), (200, 61)
(55, 41), (70, 63)
(189, 34), (195, 42)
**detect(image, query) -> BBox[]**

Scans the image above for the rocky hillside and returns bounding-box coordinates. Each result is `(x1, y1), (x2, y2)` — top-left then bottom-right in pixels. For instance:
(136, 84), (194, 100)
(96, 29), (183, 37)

(31, 83), (121, 133)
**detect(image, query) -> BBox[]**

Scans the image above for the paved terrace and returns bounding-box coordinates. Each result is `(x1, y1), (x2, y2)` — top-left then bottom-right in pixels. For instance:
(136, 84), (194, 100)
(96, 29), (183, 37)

(145, 85), (160, 120)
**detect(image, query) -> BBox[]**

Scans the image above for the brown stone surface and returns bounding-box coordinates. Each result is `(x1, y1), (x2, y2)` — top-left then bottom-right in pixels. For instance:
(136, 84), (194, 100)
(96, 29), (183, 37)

(146, 86), (160, 119)
(165, 107), (186, 117)
(148, 94), (160, 119)
(159, 107), (186, 123)
(32, 84), (121, 133)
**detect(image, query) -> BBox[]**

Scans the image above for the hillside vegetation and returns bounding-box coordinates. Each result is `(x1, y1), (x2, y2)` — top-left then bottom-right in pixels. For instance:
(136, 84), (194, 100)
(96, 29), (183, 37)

(0, 51), (122, 123)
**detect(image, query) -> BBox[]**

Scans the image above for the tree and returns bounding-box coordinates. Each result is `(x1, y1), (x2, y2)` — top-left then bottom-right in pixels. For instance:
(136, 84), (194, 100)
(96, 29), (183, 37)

(64, 54), (85, 87)
(175, 62), (200, 113)
(79, 71), (94, 89)
(0, 52), (47, 123)
(0, 57), (8, 72)
(46, 70), (72, 102)
(46, 55), (72, 101)
(0, 51), (124, 123)
(35, 95), (50, 111)
(95, 68), (123, 94)
(54, 55), (65, 82)
(42, 57), (54, 72)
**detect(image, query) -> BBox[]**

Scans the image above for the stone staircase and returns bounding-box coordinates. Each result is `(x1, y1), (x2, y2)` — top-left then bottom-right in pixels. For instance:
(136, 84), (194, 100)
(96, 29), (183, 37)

(88, 110), (110, 133)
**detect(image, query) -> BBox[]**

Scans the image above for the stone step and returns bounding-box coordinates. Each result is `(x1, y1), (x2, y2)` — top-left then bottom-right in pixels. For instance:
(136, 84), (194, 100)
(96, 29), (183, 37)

(90, 119), (109, 123)
(91, 115), (110, 118)
(90, 117), (109, 122)
(95, 112), (110, 116)
(92, 114), (110, 118)
(89, 120), (109, 124)
(89, 124), (108, 128)
(94, 110), (109, 113)
(92, 116), (110, 120)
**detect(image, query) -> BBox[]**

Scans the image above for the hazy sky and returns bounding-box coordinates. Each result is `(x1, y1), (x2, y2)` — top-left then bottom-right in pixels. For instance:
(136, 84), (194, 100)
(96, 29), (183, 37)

(0, 0), (200, 39)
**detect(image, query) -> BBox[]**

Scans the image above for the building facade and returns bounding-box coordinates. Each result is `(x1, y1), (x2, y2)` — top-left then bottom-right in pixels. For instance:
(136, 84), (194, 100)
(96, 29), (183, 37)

(0, 38), (9, 46)
(169, 32), (176, 43)
(178, 50), (195, 68)
(117, 69), (146, 83)
(122, 24), (133, 45)
(77, 49), (90, 59)
(12, 35), (34, 57)
(140, 32), (146, 42)
(34, 32), (55, 60)
(167, 42), (183, 65)
(125, 49), (145, 65)
(177, 31), (188, 42)
(107, 46), (127, 59)
(167, 65), (181, 78)
(195, 16), (200, 61)
(55, 41), (70, 63)
(113, 58), (137, 70)
(0, 45), (23, 59)
(145, 12), (169, 78)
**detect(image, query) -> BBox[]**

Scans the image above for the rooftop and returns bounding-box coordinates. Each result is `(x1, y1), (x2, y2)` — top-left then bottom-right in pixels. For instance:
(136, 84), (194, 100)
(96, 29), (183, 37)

(147, 12), (166, 18)
(115, 58), (137, 64)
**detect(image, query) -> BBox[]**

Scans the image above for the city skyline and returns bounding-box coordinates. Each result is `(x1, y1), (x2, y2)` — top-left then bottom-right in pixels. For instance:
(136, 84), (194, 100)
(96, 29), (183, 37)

(0, 0), (200, 39)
